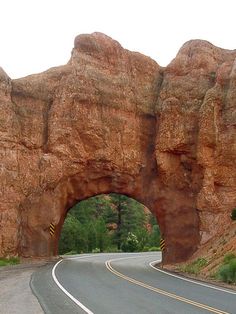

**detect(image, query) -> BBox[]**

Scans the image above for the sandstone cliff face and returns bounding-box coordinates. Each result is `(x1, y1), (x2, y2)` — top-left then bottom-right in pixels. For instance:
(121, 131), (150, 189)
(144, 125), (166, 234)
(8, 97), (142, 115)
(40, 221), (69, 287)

(0, 32), (235, 263)
(156, 41), (236, 257)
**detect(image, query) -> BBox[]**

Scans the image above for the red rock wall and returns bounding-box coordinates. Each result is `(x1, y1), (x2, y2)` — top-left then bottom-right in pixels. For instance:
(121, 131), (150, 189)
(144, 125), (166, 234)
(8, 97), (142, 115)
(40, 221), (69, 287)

(0, 33), (235, 263)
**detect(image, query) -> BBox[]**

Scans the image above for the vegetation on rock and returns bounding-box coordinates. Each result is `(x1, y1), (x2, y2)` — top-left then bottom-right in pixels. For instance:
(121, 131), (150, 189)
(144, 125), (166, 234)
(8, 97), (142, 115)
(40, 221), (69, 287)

(217, 253), (236, 283)
(0, 257), (20, 267)
(179, 258), (208, 275)
(231, 208), (236, 221)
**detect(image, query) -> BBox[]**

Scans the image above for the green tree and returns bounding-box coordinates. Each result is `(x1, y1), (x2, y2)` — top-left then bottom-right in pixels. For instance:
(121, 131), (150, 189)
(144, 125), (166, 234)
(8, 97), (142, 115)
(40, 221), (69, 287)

(110, 194), (147, 250)
(95, 218), (109, 252)
(59, 214), (86, 254)
(70, 197), (106, 223)
(148, 224), (160, 248)
(86, 222), (97, 252)
(136, 227), (149, 251)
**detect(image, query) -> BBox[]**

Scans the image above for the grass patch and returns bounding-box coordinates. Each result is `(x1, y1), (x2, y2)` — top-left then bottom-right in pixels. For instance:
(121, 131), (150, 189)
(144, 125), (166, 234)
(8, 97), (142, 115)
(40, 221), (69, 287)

(148, 246), (160, 252)
(104, 246), (122, 253)
(64, 250), (78, 255)
(0, 257), (20, 267)
(180, 258), (208, 275)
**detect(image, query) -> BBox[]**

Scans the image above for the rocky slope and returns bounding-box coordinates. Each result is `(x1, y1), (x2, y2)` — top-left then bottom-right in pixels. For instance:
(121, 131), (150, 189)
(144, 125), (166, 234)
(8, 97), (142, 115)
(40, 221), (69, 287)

(193, 221), (236, 277)
(0, 32), (235, 263)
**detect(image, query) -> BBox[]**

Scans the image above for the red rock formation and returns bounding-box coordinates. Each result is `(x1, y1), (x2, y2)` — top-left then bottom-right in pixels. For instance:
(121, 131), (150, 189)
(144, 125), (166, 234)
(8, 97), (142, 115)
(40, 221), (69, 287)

(0, 33), (236, 263)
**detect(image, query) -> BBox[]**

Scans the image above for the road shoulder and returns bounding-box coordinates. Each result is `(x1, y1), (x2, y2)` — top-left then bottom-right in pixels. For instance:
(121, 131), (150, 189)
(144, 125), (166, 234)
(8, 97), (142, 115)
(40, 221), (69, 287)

(0, 263), (45, 314)
(155, 262), (236, 292)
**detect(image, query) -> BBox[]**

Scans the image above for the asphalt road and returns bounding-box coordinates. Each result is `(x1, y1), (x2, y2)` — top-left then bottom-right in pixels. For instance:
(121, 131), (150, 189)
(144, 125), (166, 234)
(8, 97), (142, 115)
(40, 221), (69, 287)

(31, 252), (236, 314)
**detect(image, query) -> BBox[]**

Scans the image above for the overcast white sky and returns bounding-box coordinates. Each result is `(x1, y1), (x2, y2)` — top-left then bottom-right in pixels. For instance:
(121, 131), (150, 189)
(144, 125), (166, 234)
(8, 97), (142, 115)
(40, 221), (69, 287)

(0, 0), (235, 78)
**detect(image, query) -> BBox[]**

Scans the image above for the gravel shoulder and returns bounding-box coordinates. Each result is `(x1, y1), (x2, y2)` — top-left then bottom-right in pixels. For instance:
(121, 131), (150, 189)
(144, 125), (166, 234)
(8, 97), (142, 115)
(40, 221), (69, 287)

(0, 263), (46, 314)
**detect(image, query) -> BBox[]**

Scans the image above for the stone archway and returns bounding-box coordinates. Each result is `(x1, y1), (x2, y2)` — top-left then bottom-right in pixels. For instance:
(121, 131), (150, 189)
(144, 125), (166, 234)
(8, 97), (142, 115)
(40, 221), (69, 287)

(1, 33), (235, 263)
(19, 167), (199, 263)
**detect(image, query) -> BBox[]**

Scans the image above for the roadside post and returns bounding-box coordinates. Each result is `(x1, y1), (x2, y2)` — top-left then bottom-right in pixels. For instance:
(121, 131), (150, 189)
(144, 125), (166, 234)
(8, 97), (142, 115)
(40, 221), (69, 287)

(50, 223), (55, 237)
(160, 238), (165, 268)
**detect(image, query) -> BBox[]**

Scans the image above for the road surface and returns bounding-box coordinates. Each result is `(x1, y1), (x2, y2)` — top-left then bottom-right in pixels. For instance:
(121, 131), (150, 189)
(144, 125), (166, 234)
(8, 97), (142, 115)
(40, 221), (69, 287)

(31, 252), (236, 314)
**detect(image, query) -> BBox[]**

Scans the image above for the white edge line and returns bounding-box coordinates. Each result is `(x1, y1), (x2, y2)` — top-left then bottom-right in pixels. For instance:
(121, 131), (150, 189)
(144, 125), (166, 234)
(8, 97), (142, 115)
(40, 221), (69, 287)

(52, 257), (94, 314)
(105, 253), (157, 265)
(149, 260), (236, 295)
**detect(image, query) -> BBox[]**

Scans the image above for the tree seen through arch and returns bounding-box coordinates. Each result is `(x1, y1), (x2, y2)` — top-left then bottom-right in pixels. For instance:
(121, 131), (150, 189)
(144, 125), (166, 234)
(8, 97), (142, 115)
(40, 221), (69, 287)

(59, 194), (161, 254)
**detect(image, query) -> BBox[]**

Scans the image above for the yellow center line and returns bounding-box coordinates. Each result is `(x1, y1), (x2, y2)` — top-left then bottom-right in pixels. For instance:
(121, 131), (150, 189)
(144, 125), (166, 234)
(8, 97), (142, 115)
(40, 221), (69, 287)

(105, 259), (229, 314)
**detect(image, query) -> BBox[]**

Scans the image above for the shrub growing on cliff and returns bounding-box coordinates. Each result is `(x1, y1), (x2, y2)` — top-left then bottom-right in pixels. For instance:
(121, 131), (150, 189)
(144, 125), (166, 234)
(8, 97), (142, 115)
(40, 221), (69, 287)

(223, 253), (236, 264)
(231, 208), (236, 221)
(217, 254), (236, 283)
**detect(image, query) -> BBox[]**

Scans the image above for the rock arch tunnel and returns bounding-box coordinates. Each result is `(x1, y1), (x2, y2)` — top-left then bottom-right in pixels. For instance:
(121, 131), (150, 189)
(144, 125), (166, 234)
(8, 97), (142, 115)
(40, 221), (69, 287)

(19, 154), (199, 263)
(1, 33), (236, 263)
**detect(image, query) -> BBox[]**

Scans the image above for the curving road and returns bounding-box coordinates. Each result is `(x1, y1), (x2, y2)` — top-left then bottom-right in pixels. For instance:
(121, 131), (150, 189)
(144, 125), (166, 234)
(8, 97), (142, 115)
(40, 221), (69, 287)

(31, 253), (236, 314)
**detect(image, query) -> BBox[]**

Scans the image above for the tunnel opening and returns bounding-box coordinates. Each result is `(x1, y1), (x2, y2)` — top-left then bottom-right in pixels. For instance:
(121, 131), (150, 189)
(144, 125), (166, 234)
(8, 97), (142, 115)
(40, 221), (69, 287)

(58, 193), (161, 255)
(18, 170), (200, 264)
